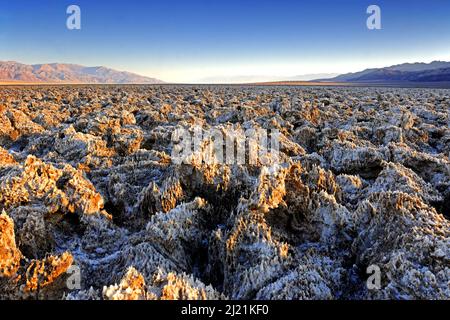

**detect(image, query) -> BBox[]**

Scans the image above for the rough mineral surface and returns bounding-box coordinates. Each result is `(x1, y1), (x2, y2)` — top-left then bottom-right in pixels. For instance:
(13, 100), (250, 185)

(0, 85), (449, 300)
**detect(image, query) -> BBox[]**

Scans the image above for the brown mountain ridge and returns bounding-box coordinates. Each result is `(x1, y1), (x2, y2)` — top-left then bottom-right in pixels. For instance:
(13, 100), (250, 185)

(0, 61), (164, 84)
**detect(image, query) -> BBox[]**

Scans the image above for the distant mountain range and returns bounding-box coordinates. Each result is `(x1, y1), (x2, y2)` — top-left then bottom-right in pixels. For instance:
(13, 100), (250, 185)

(197, 73), (340, 84)
(320, 61), (450, 83)
(2, 60), (450, 85)
(0, 61), (164, 84)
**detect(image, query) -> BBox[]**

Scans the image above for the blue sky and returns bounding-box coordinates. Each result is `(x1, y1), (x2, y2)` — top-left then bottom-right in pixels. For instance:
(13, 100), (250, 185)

(1, 0), (450, 83)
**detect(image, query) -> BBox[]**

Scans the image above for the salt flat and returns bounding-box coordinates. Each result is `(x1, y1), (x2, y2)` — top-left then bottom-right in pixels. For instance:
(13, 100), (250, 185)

(0, 85), (448, 300)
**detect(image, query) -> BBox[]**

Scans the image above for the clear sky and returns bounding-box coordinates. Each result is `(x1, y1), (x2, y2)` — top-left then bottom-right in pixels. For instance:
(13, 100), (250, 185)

(1, 0), (450, 83)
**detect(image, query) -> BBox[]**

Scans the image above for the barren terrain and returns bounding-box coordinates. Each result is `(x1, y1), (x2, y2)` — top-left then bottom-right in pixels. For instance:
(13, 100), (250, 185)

(0, 85), (449, 300)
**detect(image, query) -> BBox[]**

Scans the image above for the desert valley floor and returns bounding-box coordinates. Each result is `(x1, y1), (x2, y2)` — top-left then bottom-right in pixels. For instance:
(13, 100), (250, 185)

(0, 85), (449, 300)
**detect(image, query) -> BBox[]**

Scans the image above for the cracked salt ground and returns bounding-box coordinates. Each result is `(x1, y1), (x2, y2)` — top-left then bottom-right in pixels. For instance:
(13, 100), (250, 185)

(0, 85), (449, 300)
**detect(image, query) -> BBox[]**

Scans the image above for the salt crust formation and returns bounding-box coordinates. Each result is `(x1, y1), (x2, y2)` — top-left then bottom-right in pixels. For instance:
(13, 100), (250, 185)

(0, 85), (449, 300)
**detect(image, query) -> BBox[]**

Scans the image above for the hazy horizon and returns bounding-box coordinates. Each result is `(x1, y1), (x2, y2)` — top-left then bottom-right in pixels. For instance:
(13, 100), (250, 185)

(1, 0), (450, 83)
